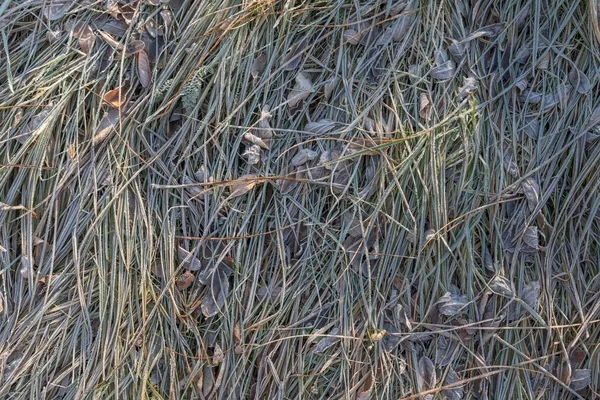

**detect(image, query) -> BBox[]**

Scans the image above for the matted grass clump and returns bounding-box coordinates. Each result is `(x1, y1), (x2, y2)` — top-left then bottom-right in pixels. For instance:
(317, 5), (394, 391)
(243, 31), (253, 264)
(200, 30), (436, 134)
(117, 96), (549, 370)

(1, 0), (600, 398)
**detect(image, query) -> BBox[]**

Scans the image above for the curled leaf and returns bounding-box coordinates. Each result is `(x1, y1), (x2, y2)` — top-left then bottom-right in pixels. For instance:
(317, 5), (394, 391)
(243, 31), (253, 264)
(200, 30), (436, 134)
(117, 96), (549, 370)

(243, 131), (269, 149)
(201, 266), (230, 317)
(356, 371), (374, 400)
(103, 86), (127, 109)
(242, 144), (261, 165)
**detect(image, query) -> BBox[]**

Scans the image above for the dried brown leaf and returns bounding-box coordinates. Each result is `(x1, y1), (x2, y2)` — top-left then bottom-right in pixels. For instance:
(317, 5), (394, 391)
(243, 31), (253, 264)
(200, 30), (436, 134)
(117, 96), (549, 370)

(176, 271), (195, 291)
(137, 50), (151, 88)
(520, 280), (540, 310)
(125, 40), (146, 56)
(233, 323), (242, 344)
(98, 30), (124, 50)
(243, 131), (269, 149)
(76, 24), (94, 54)
(419, 93), (432, 120)
(93, 109), (120, 145)
(103, 87), (127, 109)
(356, 371), (373, 400)
(228, 174), (258, 198)
(212, 344), (224, 365)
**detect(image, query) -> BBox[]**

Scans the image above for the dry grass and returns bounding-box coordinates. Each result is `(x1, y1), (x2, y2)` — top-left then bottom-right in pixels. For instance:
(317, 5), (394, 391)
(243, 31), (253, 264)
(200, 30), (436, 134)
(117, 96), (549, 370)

(1, 0), (600, 399)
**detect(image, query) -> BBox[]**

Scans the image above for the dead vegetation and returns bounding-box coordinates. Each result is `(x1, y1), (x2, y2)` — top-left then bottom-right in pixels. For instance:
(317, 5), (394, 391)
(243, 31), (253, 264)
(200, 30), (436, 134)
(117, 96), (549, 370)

(1, 0), (600, 399)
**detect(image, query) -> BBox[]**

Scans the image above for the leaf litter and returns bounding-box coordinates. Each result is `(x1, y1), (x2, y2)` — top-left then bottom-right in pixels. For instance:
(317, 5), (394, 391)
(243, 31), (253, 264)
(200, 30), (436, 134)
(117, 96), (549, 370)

(3, 1), (600, 398)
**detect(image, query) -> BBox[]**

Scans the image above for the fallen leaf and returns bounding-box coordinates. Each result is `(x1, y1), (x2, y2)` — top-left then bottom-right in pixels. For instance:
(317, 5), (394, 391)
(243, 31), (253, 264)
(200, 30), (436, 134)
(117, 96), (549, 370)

(176, 271), (195, 290)
(430, 60), (455, 81)
(344, 28), (363, 45)
(38, 274), (60, 287)
(356, 371), (373, 400)
(522, 226), (539, 250)
(417, 356), (436, 398)
(569, 68), (592, 94)
(93, 109), (120, 145)
(243, 131), (269, 149)
(313, 327), (340, 354)
(519, 90), (542, 104)
(98, 30), (124, 50)
(323, 77), (339, 100)
(201, 265), (230, 317)
(541, 85), (571, 110)
(137, 50), (151, 88)
(256, 286), (283, 302)
(177, 246), (203, 271)
(419, 93), (432, 120)
(75, 23), (94, 54)
(570, 369), (591, 390)
(103, 87), (127, 109)
(391, 9), (416, 41)
(537, 52), (550, 70)
(251, 53), (268, 81)
(282, 39), (308, 71)
(228, 174), (258, 199)
(212, 344), (224, 365)
(291, 148), (319, 166)
(438, 292), (468, 316)
(523, 117), (540, 140)
(125, 40), (145, 56)
(521, 178), (540, 212)
(520, 280), (540, 310)
(305, 119), (336, 134)
(457, 77), (477, 100)
(490, 275), (515, 297)
(44, 1), (70, 21)
(443, 368), (464, 400)
(242, 144), (261, 165)
(233, 323), (242, 344)
(287, 72), (313, 109)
